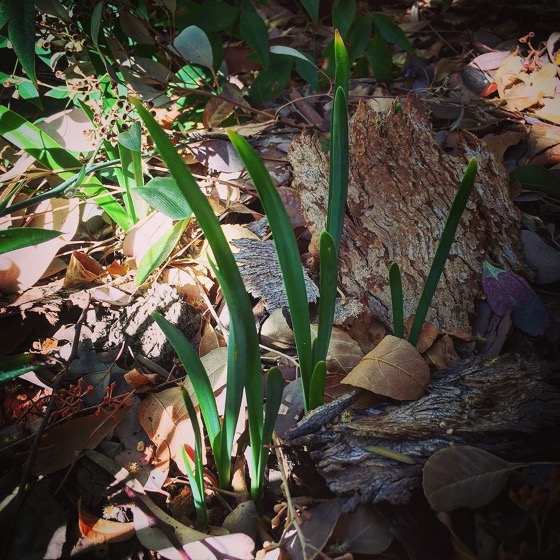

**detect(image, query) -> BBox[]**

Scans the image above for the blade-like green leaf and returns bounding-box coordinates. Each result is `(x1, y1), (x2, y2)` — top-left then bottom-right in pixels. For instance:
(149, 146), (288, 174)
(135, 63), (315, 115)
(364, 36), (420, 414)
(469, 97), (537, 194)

(118, 121), (148, 223)
(408, 158), (478, 346)
(333, 29), (350, 99)
(389, 262), (404, 338)
(299, 0), (319, 21)
(136, 219), (187, 285)
(0, 353), (48, 384)
(227, 130), (313, 409)
(135, 177), (193, 219)
(372, 13), (413, 54)
(152, 312), (221, 450)
(259, 366), (284, 489)
(309, 361), (327, 411)
(366, 34), (393, 83)
(8, 0), (37, 84)
(314, 231), (337, 366)
(0, 106), (130, 230)
(0, 227), (63, 255)
(132, 98), (263, 497)
(180, 386), (208, 527)
(509, 165), (560, 201)
(332, 0), (356, 38)
(327, 86), (349, 252)
(239, 0), (269, 67)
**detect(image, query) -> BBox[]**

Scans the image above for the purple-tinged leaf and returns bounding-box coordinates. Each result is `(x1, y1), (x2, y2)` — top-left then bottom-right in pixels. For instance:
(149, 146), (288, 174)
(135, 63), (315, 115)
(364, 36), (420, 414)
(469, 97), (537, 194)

(481, 276), (510, 316)
(482, 262), (549, 336)
(482, 262), (534, 315)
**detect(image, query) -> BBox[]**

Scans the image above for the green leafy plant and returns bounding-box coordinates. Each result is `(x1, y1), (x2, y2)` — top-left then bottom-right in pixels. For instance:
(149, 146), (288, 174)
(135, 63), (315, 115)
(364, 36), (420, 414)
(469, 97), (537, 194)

(131, 98), (283, 502)
(389, 158), (479, 345)
(229, 30), (349, 412)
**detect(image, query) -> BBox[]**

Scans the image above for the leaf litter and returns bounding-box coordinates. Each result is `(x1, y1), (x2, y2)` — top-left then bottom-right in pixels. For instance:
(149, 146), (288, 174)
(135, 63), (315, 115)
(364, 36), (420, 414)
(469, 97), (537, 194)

(1, 1), (560, 559)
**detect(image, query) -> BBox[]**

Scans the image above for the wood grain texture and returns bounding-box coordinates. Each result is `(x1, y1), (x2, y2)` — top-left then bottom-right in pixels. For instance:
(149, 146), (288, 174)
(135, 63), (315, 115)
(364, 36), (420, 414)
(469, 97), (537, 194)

(288, 96), (528, 334)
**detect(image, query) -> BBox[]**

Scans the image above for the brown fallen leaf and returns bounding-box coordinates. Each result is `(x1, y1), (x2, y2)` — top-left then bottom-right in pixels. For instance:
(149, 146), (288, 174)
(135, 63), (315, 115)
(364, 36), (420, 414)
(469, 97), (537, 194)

(78, 500), (135, 544)
(425, 334), (459, 369)
(31, 407), (129, 475)
(405, 316), (439, 353)
(423, 446), (518, 512)
(341, 335), (430, 400)
(63, 251), (106, 288)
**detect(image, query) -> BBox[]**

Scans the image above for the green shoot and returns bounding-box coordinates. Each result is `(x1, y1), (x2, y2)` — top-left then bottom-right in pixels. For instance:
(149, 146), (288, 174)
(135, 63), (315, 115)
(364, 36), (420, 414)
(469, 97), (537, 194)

(180, 386), (208, 528)
(408, 158), (478, 346)
(389, 262), (404, 338)
(133, 98), (274, 500)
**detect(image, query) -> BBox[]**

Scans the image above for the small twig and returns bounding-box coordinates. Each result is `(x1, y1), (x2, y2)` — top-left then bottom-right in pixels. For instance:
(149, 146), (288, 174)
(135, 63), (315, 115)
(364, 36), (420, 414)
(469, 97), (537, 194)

(274, 438), (310, 560)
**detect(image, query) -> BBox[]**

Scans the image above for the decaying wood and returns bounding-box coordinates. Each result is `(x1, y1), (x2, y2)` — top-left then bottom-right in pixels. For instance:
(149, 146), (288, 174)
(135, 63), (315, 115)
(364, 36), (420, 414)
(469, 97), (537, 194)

(287, 354), (560, 508)
(288, 96), (529, 334)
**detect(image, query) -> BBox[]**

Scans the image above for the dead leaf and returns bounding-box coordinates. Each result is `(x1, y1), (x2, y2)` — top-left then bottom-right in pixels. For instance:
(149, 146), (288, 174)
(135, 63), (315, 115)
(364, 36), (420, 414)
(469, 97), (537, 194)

(78, 501), (135, 544)
(261, 308), (295, 350)
(341, 335), (430, 400)
(284, 500), (342, 560)
(188, 139), (244, 172)
(38, 107), (97, 152)
(91, 286), (133, 306)
(31, 407), (129, 475)
(495, 54), (558, 111)
(328, 504), (393, 556)
(483, 130), (526, 162)
(310, 325), (364, 373)
(521, 230), (560, 284)
(123, 211), (174, 266)
(423, 446), (517, 512)
(0, 198), (80, 293)
(124, 368), (159, 389)
(534, 97), (560, 125)
(63, 251), (106, 288)
(425, 334), (459, 368)
(106, 260), (130, 276)
(199, 324), (226, 356)
(469, 50), (511, 72)
(132, 505), (254, 560)
(405, 316), (439, 353)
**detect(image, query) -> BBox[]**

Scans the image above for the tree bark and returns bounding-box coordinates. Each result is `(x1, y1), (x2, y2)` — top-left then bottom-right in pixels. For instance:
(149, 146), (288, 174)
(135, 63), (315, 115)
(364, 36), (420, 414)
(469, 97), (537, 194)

(288, 97), (529, 334)
(287, 354), (560, 509)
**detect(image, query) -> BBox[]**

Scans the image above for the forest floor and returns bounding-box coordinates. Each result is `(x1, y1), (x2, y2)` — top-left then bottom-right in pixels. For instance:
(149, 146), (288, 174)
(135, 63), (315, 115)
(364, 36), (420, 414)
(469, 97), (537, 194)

(1, 1), (560, 559)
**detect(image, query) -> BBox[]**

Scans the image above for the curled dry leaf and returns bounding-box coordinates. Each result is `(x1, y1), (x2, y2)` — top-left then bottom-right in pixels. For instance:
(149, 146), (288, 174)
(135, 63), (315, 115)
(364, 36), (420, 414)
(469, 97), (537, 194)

(423, 446), (518, 512)
(63, 251), (106, 288)
(341, 335), (430, 400)
(78, 501), (135, 544)
(404, 316), (439, 353)
(312, 325), (364, 373)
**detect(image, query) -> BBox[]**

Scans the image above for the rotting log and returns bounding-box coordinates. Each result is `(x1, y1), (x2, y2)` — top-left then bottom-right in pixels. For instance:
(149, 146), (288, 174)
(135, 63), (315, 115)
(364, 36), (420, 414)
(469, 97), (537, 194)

(286, 354), (560, 510)
(288, 96), (529, 334)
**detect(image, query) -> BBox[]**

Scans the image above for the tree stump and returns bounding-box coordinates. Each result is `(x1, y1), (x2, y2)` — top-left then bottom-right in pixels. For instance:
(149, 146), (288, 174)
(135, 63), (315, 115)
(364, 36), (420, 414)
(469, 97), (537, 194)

(288, 96), (529, 334)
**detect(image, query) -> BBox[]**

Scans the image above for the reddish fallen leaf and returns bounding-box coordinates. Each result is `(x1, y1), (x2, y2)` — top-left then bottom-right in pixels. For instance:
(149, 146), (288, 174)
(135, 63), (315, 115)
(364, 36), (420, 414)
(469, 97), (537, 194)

(78, 500), (135, 544)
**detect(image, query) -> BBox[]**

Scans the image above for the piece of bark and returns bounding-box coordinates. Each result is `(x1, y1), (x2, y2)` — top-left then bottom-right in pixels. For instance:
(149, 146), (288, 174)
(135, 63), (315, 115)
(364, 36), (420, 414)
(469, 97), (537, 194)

(288, 354), (560, 508)
(288, 96), (529, 334)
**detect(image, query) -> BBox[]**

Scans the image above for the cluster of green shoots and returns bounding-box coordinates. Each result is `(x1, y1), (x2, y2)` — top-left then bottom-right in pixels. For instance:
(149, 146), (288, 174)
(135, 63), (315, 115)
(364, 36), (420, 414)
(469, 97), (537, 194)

(0, 27), (478, 526)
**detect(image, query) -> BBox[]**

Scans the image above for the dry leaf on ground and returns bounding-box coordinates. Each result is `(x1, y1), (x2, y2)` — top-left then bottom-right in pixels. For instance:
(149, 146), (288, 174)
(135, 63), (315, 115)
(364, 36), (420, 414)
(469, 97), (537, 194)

(423, 446), (517, 512)
(0, 198), (80, 292)
(341, 335), (430, 400)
